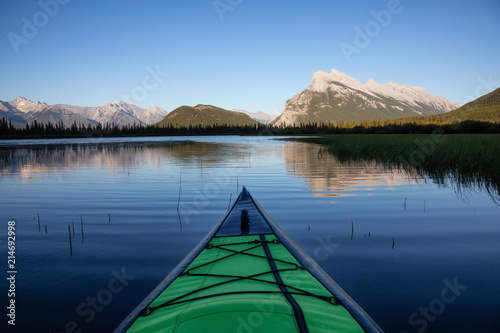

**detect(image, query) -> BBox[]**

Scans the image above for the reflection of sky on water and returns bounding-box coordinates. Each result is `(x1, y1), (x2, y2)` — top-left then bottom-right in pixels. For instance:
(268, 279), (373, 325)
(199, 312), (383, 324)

(1, 137), (496, 204)
(1, 139), (426, 199)
(0, 141), (255, 182)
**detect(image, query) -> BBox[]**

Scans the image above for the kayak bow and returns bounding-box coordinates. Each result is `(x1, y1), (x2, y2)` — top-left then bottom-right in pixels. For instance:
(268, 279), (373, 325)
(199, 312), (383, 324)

(115, 187), (383, 333)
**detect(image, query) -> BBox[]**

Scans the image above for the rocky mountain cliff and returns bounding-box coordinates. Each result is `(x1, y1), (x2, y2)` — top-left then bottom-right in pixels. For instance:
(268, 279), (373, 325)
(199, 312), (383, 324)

(273, 69), (460, 126)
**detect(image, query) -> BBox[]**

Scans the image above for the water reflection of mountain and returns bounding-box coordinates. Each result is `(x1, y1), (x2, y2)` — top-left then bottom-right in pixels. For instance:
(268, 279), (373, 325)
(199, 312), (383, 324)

(0, 142), (252, 181)
(162, 141), (252, 165)
(283, 142), (423, 198)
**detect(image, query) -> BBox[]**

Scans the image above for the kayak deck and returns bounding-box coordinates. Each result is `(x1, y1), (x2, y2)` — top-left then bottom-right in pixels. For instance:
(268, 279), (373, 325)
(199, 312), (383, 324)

(116, 188), (382, 333)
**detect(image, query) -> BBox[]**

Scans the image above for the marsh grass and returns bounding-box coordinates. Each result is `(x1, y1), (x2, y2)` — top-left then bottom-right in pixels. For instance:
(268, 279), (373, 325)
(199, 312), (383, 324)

(298, 134), (500, 198)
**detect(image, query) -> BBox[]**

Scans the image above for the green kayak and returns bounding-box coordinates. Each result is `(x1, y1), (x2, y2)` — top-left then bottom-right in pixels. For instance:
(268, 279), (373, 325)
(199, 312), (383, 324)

(115, 187), (383, 333)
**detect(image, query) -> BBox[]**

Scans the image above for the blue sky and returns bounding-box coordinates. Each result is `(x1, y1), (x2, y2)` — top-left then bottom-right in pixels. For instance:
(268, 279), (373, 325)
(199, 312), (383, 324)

(1, 0), (499, 114)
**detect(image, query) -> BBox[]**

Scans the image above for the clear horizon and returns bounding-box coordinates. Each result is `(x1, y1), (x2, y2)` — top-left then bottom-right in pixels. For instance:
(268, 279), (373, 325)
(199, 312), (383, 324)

(1, 0), (499, 115)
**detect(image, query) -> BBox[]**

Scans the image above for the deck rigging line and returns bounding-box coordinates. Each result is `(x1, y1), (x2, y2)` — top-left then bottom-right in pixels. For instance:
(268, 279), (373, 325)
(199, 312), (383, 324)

(260, 234), (309, 333)
(140, 237), (340, 318)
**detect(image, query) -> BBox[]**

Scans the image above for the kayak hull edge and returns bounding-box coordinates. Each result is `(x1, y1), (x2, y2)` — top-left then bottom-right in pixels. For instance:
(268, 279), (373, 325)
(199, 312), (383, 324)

(114, 187), (384, 333)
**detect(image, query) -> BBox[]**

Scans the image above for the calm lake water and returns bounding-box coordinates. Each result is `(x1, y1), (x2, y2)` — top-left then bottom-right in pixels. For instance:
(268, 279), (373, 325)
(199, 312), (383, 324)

(0, 136), (499, 333)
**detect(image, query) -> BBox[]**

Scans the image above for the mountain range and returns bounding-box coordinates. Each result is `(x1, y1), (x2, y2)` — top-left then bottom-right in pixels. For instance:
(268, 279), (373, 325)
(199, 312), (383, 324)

(272, 69), (461, 126)
(0, 97), (168, 128)
(0, 97), (277, 129)
(1, 69), (466, 130)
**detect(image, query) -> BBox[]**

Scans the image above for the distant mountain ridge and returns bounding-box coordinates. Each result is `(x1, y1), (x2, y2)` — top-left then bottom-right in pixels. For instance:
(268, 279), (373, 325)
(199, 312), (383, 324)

(414, 87), (500, 124)
(231, 110), (277, 124)
(0, 97), (168, 128)
(273, 69), (461, 126)
(459, 87), (500, 111)
(156, 105), (259, 128)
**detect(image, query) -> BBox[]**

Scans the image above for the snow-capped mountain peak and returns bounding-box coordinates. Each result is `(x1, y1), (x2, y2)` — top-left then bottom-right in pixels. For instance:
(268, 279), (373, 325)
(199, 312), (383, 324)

(273, 69), (461, 126)
(1, 97), (170, 128)
(9, 97), (48, 113)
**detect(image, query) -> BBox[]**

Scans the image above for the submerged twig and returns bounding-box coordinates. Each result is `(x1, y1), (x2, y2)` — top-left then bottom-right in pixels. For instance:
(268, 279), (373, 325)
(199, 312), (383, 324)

(351, 220), (354, 240)
(68, 225), (73, 257)
(177, 173), (183, 232)
(80, 215), (84, 243)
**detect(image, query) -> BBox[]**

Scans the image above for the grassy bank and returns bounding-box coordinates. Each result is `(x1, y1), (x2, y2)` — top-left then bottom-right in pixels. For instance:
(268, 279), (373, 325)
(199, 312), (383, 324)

(293, 134), (500, 196)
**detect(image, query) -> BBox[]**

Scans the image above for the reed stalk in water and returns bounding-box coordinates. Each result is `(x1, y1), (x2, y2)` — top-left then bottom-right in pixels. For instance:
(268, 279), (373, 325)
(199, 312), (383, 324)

(80, 215), (84, 243)
(298, 134), (500, 199)
(68, 225), (73, 256)
(177, 173), (183, 232)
